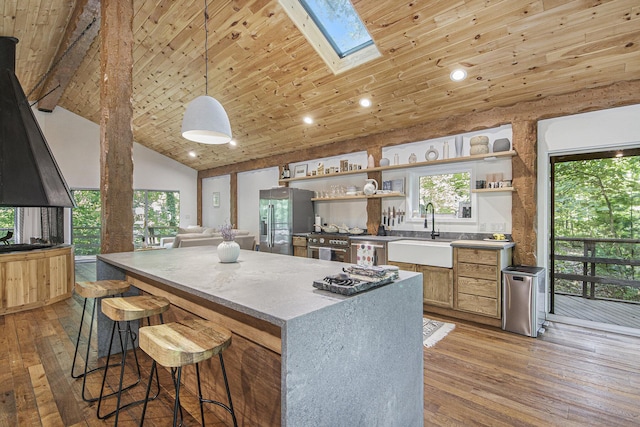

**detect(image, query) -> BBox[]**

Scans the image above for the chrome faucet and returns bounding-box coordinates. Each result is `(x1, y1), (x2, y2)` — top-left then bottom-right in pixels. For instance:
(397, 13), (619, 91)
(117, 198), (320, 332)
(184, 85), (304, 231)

(424, 202), (440, 239)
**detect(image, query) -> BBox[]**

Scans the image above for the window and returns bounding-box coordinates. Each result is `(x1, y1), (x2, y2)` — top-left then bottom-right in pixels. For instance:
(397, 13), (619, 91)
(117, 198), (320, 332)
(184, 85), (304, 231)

(71, 189), (180, 256)
(279, 0), (380, 74)
(0, 207), (16, 242)
(411, 170), (472, 220)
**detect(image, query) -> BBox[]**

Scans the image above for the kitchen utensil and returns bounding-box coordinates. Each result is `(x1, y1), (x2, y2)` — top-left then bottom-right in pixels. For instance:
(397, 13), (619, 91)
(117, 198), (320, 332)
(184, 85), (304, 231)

(363, 179), (378, 196)
(338, 224), (350, 233)
(322, 224), (338, 233)
(349, 227), (364, 234)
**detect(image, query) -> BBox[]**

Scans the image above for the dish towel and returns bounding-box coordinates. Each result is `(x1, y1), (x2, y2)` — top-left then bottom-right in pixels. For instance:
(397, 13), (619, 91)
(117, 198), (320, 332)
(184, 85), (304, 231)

(319, 247), (332, 261)
(356, 244), (375, 266)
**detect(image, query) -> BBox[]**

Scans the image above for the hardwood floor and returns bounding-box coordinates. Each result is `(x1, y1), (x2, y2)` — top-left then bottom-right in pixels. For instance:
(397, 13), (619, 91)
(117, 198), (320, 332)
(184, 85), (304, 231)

(424, 314), (640, 426)
(2, 261), (640, 426)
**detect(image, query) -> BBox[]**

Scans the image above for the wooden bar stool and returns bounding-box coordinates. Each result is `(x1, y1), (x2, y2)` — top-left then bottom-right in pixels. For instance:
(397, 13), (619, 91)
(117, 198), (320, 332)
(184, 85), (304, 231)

(72, 280), (131, 402)
(138, 318), (237, 427)
(97, 295), (170, 425)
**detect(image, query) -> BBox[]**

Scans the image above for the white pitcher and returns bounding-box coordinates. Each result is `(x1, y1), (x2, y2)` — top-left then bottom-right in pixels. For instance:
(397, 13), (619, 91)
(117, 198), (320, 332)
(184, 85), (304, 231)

(363, 178), (378, 196)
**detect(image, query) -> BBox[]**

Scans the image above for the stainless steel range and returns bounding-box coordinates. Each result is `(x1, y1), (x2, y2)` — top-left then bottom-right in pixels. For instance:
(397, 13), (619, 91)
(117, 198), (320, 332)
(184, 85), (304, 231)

(307, 232), (353, 263)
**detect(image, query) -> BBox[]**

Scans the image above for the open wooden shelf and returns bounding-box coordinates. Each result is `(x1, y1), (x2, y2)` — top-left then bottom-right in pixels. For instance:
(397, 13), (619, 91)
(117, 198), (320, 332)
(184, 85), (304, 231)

(312, 192), (405, 201)
(472, 187), (515, 193)
(279, 150), (516, 185)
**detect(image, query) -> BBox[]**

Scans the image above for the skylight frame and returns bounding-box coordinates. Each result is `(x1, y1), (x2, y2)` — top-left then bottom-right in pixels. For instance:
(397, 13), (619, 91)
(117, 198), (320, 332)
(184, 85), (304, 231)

(279, 0), (381, 75)
(297, 0), (374, 59)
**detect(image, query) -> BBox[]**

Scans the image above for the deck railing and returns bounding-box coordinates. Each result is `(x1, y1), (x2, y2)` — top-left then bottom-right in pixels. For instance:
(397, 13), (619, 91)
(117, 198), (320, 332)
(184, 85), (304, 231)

(72, 225), (178, 255)
(552, 237), (640, 308)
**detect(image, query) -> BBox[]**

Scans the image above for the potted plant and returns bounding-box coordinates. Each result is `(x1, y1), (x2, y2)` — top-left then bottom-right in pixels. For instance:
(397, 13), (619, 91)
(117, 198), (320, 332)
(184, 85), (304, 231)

(217, 223), (240, 263)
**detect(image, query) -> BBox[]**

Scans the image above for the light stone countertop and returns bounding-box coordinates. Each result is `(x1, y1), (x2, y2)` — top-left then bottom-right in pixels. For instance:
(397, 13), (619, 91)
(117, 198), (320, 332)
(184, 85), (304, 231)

(451, 239), (515, 249)
(98, 246), (420, 327)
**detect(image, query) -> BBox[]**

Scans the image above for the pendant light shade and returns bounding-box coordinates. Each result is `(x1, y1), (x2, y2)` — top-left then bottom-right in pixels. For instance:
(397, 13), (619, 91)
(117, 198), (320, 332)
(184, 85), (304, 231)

(181, 0), (231, 145)
(181, 95), (231, 144)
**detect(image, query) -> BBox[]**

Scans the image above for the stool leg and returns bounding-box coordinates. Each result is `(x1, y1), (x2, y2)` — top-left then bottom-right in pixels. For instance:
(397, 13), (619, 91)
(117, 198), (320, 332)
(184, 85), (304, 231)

(71, 297), (89, 380)
(197, 354), (237, 427)
(219, 353), (238, 427)
(195, 363), (205, 426)
(139, 360), (156, 427)
(173, 367), (183, 427)
(97, 320), (144, 420)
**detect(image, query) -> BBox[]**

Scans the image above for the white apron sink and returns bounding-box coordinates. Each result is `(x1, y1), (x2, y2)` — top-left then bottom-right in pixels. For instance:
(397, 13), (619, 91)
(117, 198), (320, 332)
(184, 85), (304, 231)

(387, 240), (453, 268)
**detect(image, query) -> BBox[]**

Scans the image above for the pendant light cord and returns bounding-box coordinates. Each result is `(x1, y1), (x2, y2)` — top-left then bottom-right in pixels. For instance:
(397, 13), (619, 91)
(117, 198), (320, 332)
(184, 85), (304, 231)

(204, 0), (209, 96)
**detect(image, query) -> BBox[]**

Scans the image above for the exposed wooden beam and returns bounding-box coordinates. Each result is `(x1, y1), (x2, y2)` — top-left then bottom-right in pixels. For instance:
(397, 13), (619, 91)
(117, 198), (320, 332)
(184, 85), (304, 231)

(36, 0), (100, 112)
(100, 0), (134, 254)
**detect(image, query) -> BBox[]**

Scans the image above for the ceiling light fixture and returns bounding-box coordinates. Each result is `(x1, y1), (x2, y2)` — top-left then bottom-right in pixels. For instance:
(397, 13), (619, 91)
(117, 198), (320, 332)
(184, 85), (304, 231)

(229, 139), (237, 146)
(188, 151), (197, 157)
(359, 98), (371, 107)
(450, 68), (467, 82)
(181, 0), (231, 144)
(303, 116), (314, 124)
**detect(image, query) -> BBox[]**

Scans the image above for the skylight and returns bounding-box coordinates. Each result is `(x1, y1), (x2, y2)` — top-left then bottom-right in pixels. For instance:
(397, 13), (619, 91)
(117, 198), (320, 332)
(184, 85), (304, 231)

(298, 0), (374, 58)
(279, 0), (381, 74)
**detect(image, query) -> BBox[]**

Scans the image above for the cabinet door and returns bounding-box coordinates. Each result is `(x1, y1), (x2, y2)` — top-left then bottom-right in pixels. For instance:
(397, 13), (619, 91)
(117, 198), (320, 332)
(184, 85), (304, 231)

(418, 265), (453, 308)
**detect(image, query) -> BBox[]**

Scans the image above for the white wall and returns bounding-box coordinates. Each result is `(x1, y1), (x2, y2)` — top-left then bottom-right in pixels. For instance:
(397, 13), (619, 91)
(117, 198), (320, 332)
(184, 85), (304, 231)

(237, 168), (280, 237)
(537, 103), (640, 272)
(33, 107), (197, 242)
(202, 175), (231, 227)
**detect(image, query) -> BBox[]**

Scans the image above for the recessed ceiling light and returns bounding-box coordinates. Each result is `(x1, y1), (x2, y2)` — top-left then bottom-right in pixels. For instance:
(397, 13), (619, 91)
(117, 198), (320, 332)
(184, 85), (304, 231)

(450, 68), (467, 82)
(188, 151), (197, 157)
(615, 152), (623, 158)
(229, 139), (237, 146)
(303, 116), (314, 125)
(359, 98), (371, 107)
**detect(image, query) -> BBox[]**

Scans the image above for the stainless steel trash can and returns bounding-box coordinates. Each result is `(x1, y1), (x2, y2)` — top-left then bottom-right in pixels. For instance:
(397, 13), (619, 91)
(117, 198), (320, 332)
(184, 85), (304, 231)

(502, 266), (546, 337)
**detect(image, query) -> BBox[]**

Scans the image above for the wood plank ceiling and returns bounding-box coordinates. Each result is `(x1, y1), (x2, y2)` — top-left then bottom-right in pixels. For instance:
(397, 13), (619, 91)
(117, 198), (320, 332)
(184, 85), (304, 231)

(2, 0), (640, 172)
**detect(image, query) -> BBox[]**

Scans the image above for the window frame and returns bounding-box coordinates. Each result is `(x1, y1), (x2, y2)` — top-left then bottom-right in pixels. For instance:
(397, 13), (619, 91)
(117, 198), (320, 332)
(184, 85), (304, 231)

(406, 164), (476, 224)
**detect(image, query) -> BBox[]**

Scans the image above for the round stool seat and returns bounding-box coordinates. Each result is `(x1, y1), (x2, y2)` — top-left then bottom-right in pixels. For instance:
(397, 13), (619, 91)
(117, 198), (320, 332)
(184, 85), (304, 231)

(101, 295), (170, 321)
(140, 318), (232, 368)
(75, 280), (130, 299)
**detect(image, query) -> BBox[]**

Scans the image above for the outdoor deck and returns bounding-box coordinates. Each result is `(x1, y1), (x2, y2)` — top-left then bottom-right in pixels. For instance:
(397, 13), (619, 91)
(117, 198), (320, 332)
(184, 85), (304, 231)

(554, 293), (640, 329)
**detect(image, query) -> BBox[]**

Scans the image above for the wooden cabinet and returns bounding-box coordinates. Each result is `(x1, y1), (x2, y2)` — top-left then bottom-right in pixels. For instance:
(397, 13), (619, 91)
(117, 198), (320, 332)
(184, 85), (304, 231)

(292, 235), (307, 258)
(0, 246), (74, 315)
(454, 247), (511, 319)
(388, 261), (453, 308)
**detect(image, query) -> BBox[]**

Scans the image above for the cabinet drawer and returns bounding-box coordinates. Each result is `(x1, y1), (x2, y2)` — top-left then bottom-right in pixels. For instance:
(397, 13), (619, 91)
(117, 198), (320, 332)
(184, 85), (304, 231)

(457, 276), (497, 298)
(457, 248), (498, 266)
(388, 261), (417, 272)
(456, 293), (499, 317)
(457, 262), (497, 281)
(292, 236), (307, 247)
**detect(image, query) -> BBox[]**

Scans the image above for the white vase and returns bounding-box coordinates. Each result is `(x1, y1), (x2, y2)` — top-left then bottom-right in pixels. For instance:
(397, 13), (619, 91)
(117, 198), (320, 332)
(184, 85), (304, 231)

(454, 135), (464, 157)
(217, 240), (240, 263)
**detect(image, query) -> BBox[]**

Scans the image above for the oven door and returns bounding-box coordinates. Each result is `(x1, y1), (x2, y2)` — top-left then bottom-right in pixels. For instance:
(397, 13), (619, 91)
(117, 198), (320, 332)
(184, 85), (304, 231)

(307, 245), (349, 263)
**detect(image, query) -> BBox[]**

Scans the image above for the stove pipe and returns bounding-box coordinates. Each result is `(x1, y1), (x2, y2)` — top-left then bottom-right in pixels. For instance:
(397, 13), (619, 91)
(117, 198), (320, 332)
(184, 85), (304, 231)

(0, 36), (75, 208)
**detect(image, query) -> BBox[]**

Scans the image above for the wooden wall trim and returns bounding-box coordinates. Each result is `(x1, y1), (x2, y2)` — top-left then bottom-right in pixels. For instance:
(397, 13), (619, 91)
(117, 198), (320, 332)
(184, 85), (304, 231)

(198, 79), (640, 179)
(230, 172), (238, 227)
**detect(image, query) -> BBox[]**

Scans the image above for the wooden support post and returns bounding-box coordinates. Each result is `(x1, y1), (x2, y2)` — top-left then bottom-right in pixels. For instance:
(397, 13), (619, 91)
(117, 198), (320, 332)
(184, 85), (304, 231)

(99, 0), (134, 254)
(511, 120), (537, 266)
(366, 147), (382, 236)
(197, 176), (202, 226)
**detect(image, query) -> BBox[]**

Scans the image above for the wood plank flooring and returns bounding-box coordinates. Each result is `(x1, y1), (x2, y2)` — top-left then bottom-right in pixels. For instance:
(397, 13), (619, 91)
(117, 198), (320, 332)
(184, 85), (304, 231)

(2, 261), (640, 426)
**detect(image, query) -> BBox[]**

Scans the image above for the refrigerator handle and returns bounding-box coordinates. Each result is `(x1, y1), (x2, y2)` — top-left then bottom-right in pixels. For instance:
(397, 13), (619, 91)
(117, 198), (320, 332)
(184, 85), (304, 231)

(269, 204), (275, 248)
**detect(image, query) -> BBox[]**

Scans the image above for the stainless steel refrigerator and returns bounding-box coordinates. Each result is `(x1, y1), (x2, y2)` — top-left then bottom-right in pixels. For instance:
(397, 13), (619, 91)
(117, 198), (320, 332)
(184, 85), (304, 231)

(259, 187), (314, 255)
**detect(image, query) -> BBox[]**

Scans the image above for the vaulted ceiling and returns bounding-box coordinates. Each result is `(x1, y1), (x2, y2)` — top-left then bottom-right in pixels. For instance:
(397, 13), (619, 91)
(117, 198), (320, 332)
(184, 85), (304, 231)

(3, 0), (639, 172)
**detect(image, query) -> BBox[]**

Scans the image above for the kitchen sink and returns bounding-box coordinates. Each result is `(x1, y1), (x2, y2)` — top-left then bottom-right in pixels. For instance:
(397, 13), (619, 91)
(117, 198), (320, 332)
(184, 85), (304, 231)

(387, 239), (453, 268)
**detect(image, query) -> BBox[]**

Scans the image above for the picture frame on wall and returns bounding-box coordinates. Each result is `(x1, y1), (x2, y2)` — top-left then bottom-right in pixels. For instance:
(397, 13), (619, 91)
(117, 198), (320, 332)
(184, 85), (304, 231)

(212, 192), (220, 208)
(294, 164), (308, 178)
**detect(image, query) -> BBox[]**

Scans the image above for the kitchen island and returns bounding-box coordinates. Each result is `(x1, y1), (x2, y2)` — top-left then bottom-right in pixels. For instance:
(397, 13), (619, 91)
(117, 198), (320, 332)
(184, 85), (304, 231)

(97, 247), (423, 426)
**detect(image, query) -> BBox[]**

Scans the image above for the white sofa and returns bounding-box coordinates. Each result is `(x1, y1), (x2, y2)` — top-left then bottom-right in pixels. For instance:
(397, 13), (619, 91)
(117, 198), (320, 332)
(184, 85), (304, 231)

(160, 226), (256, 250)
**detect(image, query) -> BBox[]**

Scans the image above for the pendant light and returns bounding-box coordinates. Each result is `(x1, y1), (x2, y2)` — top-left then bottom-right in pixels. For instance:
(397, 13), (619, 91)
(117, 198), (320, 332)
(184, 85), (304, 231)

(181, 0), (231, 144)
